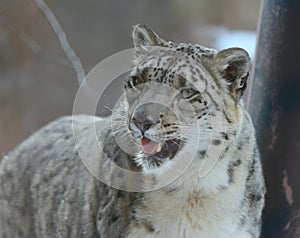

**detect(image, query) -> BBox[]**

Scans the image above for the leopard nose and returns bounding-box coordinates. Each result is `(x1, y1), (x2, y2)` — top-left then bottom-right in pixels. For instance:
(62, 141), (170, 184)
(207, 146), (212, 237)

(132, 117), (154, 133)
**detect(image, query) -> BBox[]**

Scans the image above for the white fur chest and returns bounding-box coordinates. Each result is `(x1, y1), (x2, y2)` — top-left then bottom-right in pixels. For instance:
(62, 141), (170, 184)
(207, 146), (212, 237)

(127, 182), (250, 238)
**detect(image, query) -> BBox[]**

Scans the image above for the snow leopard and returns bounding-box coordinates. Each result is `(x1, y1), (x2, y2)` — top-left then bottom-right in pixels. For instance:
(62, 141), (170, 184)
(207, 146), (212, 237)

(0, 24), (265, 238)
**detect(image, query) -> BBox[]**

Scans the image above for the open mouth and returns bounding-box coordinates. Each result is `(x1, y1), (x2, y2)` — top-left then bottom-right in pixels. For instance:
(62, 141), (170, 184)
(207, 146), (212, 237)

(139, 136), (182, 159)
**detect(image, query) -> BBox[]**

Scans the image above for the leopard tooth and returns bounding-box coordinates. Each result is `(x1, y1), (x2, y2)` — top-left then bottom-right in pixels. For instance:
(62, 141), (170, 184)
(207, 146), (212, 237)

(156, 143), (162, 153)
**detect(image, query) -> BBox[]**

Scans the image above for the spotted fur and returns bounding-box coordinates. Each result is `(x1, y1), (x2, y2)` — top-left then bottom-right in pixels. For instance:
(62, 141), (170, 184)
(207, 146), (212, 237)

(0, 24), (265, 238)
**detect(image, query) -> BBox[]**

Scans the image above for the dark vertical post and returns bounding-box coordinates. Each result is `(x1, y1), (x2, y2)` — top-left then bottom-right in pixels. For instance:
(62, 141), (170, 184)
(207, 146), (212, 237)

(248, 0), (300, 237)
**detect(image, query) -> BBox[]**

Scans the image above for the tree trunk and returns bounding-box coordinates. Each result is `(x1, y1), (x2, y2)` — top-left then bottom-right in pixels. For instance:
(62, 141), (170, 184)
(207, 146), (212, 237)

(248, 0), (300, 237)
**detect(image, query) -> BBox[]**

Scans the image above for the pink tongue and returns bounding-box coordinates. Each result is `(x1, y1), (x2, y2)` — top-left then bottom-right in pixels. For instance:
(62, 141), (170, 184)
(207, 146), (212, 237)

(140, 137), (159, 155)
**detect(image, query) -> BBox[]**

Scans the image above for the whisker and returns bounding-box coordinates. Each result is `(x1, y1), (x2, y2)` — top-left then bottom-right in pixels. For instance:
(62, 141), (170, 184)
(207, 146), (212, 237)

(180, 127), (225, 133)
(169, 139), (182, 148)
(111, 127), (128, 135)
(105, 105), (126, 118)
(120, 132), (131, 139)
(111, 120), (126, 125)
(118, 101), (127, 110)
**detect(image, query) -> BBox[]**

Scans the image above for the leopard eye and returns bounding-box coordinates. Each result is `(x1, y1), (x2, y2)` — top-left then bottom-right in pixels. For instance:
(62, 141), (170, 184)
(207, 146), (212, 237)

(180, 88), (198, 99)
(132, 76), (143, 86)
(125, 76), (143, 90)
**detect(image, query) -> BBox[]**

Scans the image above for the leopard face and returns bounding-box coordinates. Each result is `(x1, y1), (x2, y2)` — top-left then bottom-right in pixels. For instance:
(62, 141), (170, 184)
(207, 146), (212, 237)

(117, 24), (251, 173)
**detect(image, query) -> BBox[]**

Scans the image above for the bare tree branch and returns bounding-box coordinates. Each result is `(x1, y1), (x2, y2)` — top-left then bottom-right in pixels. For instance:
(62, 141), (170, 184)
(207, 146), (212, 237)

(34, 0), (85, 85)
(20, 31), (72, 68)
(1, 17), (73, 68)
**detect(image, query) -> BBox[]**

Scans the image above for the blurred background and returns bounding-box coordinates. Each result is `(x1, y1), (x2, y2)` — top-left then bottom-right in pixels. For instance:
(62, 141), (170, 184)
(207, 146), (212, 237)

(0, 0), (261, 155)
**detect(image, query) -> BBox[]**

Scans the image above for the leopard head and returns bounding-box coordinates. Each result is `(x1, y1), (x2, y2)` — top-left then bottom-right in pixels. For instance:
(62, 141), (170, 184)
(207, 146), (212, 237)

(120, 24), (250, 173)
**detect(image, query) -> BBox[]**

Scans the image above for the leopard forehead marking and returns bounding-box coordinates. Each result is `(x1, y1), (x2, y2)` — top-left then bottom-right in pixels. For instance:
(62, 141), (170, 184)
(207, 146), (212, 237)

(127, 46), (217, 98)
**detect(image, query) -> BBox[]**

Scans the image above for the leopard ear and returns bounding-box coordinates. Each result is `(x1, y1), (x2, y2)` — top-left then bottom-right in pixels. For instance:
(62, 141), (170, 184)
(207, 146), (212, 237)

(132, 24), (173, 48)
(215, 48), (251, 100)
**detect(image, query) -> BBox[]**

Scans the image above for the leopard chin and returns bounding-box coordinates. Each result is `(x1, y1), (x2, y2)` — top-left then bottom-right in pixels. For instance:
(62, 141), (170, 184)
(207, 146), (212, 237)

(136, 136), (183, 170)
